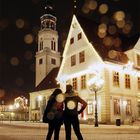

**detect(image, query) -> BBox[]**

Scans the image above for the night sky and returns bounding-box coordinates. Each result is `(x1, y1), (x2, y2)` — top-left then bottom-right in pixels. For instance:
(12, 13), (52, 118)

(0, 0), (140, 101)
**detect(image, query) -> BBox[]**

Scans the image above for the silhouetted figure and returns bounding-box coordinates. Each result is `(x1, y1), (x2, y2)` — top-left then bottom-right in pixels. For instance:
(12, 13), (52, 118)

(64, 85), (87, 140)
(43, 88), (64, 140)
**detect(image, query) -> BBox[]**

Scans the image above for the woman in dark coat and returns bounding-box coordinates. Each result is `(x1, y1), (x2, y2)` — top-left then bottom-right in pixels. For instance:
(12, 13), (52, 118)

(64, 85), (87, 140)
(43, 88), (64, 140)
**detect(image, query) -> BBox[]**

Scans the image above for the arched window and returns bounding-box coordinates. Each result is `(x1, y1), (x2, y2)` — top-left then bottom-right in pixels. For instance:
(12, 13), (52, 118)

(51, 39), (56, 51)
(39, 38), (43, 51)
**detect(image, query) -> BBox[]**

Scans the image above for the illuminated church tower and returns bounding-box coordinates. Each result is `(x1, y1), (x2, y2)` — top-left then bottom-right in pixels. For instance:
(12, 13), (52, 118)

(35, 1), (61, 86)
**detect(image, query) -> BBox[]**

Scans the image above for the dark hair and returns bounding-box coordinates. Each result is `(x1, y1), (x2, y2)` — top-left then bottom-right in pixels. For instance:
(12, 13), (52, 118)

(49, 88), (62, 100)
(66, 84), (73, 94)
(52, 88), (62, 97)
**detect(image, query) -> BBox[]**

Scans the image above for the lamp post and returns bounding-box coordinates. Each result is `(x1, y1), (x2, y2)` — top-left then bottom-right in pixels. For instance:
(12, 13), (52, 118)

(88, 77), (104, 127)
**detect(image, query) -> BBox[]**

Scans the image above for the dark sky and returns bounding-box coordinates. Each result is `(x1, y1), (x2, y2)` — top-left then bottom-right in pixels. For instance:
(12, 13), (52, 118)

(0, 0), (140, 100)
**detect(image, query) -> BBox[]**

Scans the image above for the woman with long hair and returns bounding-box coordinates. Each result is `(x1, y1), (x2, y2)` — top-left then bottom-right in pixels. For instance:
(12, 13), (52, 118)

(43, 88), (64, 140)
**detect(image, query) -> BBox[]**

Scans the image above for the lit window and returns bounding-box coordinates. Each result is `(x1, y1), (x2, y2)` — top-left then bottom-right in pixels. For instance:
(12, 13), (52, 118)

(51, 41), (53, 50)
(113, 98), (120, 115)
(125, 74), (130, 89)
(113, 71), (119, 87)
(78, 32), (82, 40)
(71, 55), (76, 66)
(87, 100), (93, 115)
(72, 78), (77, 90)
(54, 42), (56, 51)
(79, 51), (85, 63)
(70, 37), (74, 44)
(137, 54), (140, 66)
(51, 40), (56, 51)
(81, 75), (86, 89)
(138, 77), (140, 91)
(39, 39), (43, 51)
(126, 100), (132, 116)
(39, 58), (43, 64)
(51, 58), (56, 65)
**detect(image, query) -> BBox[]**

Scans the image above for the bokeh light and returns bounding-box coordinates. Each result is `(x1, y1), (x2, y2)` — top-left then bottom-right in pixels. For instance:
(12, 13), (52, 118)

(103, 36), (113, 47)
(99, 4), (108, 14)
(67, 100), (76, 110)
(98, 23), (107, 33)
(10, 57), (20, 66)
(16, 19), (25, 29)
(82, 5), (91, 14)
(56, 94), (65, 103)
(122, 23), (132, 34)
(24, 34), (34, 44)
(116, 20), (125, 28)
(108, 50), (118, 59)
(113, 11), (125, 21)
(82, 0), (97, 14)
(113, 37), (122, 48)
(47, 112), (55, 120)
(98, 31), (106, 38)
(87, 0), (98, 10)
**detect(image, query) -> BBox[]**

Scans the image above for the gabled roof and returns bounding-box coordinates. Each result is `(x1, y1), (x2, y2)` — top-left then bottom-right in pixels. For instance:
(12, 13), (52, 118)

(57, 15), (104, 82)
(133, 37), (140, 51)
(33, 67), (59, 92)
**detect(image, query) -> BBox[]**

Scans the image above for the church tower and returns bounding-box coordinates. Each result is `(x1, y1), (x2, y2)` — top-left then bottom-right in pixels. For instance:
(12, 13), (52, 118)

(35, 1), (61, 86)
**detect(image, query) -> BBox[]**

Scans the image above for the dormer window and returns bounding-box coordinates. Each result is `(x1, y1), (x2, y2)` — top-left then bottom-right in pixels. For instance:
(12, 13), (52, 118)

(71, 55), (76, 66)
(79, 51), (85, 63)
(78, 32), (82, 40)
(70, 37), (74, 45)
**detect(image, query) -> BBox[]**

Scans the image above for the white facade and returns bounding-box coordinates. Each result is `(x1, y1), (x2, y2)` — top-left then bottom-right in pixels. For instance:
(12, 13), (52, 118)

(35, 14), (61, 86)
(57, 15), (140, 124)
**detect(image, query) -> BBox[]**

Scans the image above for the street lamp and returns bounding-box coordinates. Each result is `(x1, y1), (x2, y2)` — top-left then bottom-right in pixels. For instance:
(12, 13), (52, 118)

(87, 77), (104, 127)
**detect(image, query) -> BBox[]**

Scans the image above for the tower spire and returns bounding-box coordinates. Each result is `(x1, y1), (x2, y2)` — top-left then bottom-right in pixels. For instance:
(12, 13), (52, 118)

(40, 0), (56, 30)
